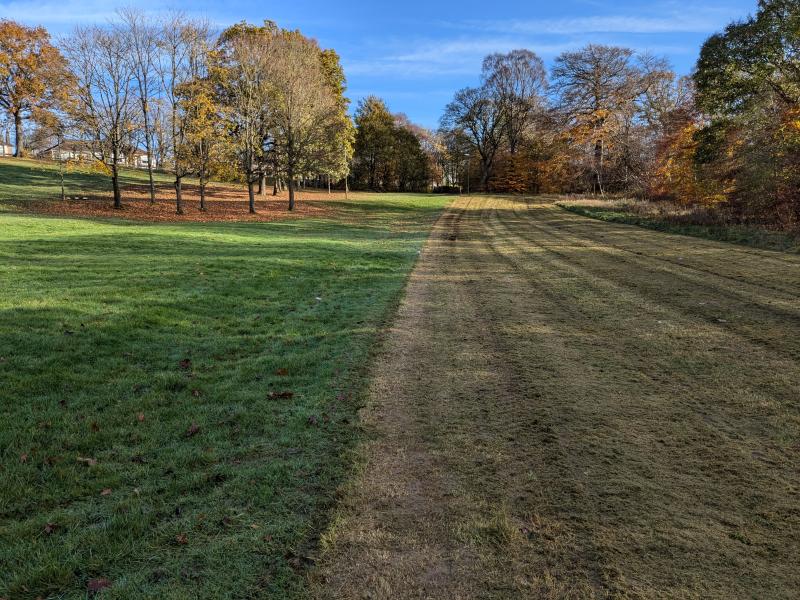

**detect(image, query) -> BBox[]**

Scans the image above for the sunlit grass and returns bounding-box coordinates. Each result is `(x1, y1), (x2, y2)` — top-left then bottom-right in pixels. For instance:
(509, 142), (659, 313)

(0, 191), (451, 599)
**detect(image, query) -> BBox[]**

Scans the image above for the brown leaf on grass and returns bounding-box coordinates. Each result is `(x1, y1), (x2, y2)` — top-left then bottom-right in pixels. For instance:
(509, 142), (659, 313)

(191, 389), (201, 397)
(100, 488), (112, 496)
(43, 522), (58, 535)
(307, 415), (319, 427)
(275, 368), (289, 376)
(90, 422), (100, 432)
(175, 533), (188, 545)
(268, 391), (294, 400)
(77, 457), (98, 466)
(20, 453), (28, 463)
(87, 578), (112, 594)
(179, 358), (192, 370)
(137, 412), (145, 422)
(185, 422), (201, 437)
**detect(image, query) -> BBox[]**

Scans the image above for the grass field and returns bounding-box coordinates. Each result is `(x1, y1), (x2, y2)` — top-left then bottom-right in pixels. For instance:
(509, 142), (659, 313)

(0, 157), (175, 201)
(0, 179), (451, 598)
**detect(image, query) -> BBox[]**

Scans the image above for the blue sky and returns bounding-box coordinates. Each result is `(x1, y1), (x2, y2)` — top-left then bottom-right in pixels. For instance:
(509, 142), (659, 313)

(1, 0), (757, 128)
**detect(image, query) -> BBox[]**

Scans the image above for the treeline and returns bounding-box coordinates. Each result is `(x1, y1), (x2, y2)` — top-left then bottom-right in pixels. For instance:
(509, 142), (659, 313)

(437, 0), (800, 228)
(0, 14), (353, 212)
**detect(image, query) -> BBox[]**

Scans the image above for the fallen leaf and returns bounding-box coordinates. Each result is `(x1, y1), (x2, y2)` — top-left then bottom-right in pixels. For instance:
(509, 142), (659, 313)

(175, 533), (188, 545)
(43, 522), (58, 535)
(268, 391), (294, 400)
(191, 389), (201, 397)
(87, 578), (112, 594)
(179, 358), (192, 370)
(137, 413), (145, 423)
(275, 368), (288, 376)
(100, 488), (112, 496)
(185, 422), (201, 437)
(20, 453), (28, 463)
(307, 415), (319, 427)
(77, 457), (98, 466)
(90, 422), (100, 432)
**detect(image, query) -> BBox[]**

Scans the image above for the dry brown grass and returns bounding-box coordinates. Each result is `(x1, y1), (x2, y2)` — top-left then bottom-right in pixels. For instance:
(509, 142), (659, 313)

(312, 195), (800, 599)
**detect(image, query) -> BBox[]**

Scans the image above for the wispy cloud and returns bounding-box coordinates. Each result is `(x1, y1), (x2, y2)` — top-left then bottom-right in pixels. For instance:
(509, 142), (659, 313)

(462, 14), (727, 36)
(344, 38), (582, 78)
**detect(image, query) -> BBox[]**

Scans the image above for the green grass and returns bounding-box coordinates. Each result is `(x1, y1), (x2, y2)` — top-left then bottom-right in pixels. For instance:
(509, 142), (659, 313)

(0, 193), (451, 599)
(0, 157), (183, 202)
(557, 201), (800, 253)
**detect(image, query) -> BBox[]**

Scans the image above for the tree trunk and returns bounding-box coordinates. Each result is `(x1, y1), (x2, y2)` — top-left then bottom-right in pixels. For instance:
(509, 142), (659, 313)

(287, 177), (295, 211)
(259, 173), (267, 197)
(327, 174), (331, 195)
(273, 177), (278, 196)
(248, 179), (256, 213)
(175, 176), (184, 215)
(60, 163), (65, 201)
(199, 172), (207, 211)
(111, 161), (121, 209)
(479, 159), (491, 192)
(13, 112), (23, 157)
(142, 108), (156, 203)
(345, 176), (349, 200)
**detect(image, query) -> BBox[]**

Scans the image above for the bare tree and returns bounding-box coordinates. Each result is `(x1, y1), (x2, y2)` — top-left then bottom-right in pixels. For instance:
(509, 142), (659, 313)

(482, 49), (547, 155)
(440, 86), (505, 191)
(118, 7), (159, 203)
(64, 25), (137, 208)
(156, 13), (210, 214)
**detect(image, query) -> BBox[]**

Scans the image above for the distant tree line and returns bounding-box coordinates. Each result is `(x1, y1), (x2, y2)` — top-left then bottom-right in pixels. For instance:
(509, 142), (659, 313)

(436, 0), (800, 228)
(0, 13), (353, 212)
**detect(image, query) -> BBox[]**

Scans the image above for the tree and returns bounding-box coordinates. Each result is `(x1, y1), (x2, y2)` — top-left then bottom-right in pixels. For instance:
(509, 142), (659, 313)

(64, 25), (137, 209)
(482, 49), (547, 155)
(318, 48), (355, 193)
(0, 19), (71, 157)
(351, 96), (396, 190)
(351, 99), (431, 192)
(440, 85), (505, 191)
(177, 74), (222, 211)
(267, 31), (352, 210)
(157, 14), (210, 215)
(551, 45), (667, 194)
(213, 21), (277, 213)
(118, 8), (159, 203)
(695, 0), (800, 225)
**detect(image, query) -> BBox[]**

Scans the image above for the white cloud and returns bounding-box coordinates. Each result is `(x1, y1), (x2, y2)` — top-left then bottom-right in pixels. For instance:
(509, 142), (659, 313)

(471, 14), (726, 36)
